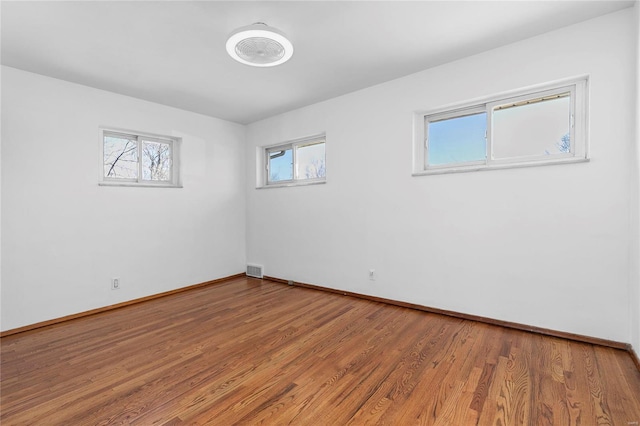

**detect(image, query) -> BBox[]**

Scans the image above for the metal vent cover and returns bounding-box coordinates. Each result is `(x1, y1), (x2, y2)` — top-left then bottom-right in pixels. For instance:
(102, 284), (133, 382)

(246, 264), (263, 279)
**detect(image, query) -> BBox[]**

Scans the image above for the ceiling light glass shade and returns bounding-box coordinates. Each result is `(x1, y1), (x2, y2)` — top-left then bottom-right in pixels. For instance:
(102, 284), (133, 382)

(226, 23), (294, 67)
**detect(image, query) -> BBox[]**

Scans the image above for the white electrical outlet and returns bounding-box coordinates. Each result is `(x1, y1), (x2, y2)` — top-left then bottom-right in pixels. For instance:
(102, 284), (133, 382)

(369, 269), (376, 281)
(111, 277), (120, 290)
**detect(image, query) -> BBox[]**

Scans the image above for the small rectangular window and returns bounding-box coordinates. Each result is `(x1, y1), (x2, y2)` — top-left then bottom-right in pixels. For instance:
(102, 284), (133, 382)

(414, 78), (588, 175)
(264, 135), (326, 187)
(101, 129), (180, 187)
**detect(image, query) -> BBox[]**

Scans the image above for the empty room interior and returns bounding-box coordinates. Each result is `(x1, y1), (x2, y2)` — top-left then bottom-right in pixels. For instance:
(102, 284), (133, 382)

(1, 1), (640, 424)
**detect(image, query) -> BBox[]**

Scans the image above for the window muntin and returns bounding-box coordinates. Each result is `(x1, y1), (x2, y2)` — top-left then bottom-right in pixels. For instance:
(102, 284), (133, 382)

(101, 130), (180, 187)
(265, 136), (326, 186)
(415, 78), (587, 175)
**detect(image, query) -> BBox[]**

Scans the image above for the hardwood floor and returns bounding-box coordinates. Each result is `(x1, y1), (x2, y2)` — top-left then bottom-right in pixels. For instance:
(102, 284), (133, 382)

(1, 277), (639, 425)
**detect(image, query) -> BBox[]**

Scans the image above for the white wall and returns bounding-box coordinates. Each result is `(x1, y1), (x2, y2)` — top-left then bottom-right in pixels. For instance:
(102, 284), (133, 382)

(631, 0), (640, 353)
(246, 9), (637, 343)
(1, 67), (246, 331)
(2, 8), (637, 348)
(0, 65), (3, 327)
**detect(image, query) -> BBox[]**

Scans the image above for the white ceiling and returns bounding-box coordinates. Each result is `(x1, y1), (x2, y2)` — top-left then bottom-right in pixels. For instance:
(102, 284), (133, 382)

(1, 1), (634, 124)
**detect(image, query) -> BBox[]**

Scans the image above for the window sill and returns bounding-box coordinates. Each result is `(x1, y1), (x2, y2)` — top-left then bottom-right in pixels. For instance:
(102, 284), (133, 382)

(256, 180), (326, 189)
(99, 182), (183, 188)
(412, 157), (590, 177)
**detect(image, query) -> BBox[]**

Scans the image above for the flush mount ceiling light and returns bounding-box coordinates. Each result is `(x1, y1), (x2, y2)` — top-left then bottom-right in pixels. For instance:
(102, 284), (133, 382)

(226, 22), (293, 67)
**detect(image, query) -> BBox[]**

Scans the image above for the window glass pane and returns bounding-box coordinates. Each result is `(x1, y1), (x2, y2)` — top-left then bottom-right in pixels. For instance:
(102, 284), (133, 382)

(142, 140), (172, 181)
(103, 134), (138, 179)
(492, 95), (571, 159)
(296, 142), (326, 180)
(268, 148), (293, 182)
(428, 112), (486, 166)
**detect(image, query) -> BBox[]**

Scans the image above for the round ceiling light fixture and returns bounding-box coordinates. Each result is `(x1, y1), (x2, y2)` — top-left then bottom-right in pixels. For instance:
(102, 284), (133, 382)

(226, 22), (294, 67)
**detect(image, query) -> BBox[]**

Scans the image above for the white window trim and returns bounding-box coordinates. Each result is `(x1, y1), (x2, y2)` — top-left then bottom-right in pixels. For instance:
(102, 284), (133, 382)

(412, 76), (589, 176)
(258, 133), (326, 189)
(99, 127), (182, 188)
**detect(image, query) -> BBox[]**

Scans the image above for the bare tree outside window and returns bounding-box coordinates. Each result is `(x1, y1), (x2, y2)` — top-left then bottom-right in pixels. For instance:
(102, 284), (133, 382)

(104, 135), (138, 179)
(305, 158), (326, 179)
(142, 141), (172, 181)
(557, 132), (571, 153)
(297, 142), (325, 181)
(545, 133), (571, 155)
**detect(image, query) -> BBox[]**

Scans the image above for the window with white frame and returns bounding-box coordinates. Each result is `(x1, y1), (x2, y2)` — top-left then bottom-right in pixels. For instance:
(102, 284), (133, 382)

(413, 78), (588, 175)
(101, 129), (181, 187)
(264, 135), (326, 186)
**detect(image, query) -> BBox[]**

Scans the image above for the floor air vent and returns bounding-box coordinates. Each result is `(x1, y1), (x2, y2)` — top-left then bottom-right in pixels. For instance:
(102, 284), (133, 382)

(246, 264), (263, 279)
